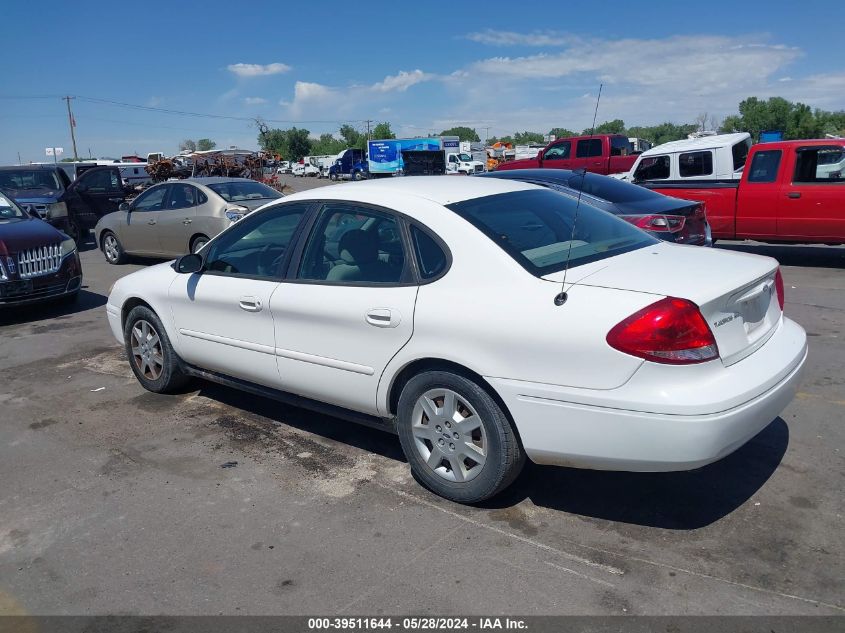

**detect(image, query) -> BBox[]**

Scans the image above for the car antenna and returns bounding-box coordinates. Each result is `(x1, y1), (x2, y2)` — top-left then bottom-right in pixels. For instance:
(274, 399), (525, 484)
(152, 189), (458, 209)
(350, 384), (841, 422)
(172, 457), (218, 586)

(555, 83), (603, 307)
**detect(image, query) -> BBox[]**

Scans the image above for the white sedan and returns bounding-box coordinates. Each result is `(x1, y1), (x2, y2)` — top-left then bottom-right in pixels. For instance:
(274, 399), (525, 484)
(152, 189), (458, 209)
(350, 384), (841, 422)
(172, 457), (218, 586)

(105, 177), (807, 503)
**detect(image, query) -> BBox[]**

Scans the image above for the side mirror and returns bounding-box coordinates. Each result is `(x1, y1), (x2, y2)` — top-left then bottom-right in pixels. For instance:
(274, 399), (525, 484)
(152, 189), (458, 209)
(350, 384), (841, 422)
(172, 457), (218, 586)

(119, 202), (130, 212)
(174, 253), (203, 274)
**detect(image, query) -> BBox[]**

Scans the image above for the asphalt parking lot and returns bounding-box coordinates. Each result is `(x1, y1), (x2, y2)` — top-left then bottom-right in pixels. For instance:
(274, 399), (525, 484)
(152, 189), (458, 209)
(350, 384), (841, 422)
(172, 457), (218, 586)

(0, 178), (843, 616)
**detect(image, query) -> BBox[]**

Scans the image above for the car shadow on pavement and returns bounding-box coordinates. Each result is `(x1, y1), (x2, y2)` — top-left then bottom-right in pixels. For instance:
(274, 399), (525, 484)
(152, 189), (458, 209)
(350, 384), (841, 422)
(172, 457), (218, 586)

(716, 242), (845, 268)
(0, 289), (107, 326)
(481, 417), (789, 530)
(196, 382), (407, 462)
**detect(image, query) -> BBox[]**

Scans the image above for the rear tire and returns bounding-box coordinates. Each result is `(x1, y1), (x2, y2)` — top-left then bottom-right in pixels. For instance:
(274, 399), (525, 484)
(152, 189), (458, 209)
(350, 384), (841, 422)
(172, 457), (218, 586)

(101, 231), (127, 265)
(123, 306), (190, 394)
(190, 234), (209, 254)
(396, 371), (525, 503)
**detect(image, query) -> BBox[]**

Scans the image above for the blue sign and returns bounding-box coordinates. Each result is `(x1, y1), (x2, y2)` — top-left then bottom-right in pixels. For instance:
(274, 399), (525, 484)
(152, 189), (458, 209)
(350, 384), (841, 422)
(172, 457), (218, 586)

(367, 138), (442, 174)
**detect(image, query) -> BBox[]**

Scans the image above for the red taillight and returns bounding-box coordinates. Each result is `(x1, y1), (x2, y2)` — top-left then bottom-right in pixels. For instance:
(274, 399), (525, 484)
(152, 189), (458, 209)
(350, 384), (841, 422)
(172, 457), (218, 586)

(775, 268), (785, 310)
(607, 297), (719, 365)
(621, 214), (686, 233)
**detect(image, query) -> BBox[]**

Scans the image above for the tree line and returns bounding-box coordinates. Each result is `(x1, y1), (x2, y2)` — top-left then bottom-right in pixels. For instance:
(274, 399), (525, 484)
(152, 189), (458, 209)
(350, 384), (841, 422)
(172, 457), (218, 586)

(179, 139), (217, 152)
(256, 96), (845, 162)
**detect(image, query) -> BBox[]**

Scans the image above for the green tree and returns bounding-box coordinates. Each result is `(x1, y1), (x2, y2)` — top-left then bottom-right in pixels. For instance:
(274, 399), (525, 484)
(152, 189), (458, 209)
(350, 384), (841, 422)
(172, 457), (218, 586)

(626, 122), (697, 146)
(590, 119), (626, 135)
(786, 103), (822, 140)
(339, 124), (363, 149)
(371, 122), (395, 140)
(179, 139), (196, 152)
(311, 133), (346, 156)
(256, 127), (312, 161)
(719, 115), (744, 133)
(285, 128), (312, 161)
(439, 126), (480, 142)
(196, 138), (216, 151)
(548, 128), (576, 139)
(512, 131), (544, 144)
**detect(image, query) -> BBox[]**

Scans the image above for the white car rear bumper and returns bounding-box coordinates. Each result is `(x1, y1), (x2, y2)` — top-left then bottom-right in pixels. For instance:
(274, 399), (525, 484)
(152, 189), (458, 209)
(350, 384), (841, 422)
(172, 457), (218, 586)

(489, 317), (807, 471)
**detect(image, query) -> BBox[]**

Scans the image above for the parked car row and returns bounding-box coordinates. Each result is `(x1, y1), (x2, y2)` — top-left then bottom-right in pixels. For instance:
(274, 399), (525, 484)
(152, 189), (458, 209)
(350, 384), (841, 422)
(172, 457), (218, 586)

(105, 177), (807, 504)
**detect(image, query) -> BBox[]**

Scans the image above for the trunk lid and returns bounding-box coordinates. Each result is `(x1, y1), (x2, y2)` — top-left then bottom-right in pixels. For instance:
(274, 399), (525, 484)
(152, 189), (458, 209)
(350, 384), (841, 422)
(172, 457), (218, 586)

(543, 243), (782, 366)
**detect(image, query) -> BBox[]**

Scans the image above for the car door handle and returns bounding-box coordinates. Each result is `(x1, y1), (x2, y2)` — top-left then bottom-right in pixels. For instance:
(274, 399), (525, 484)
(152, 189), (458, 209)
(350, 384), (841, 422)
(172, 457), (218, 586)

(366, 308), (399, 328)
(108, 197), (124, 203)
(787, 192), (801, 199)
(239, 296), (262, 312)
(183, 219), (192, 225)
(147, 219), (157, 225)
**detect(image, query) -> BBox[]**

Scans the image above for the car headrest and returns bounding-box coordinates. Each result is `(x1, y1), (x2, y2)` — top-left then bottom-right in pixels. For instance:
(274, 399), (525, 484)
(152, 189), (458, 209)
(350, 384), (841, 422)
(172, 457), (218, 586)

(338, 229), (378, 265)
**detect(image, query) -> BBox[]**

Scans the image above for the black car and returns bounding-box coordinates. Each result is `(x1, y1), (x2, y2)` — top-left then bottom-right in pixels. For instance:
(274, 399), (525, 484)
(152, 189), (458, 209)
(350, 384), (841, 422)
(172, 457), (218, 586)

(0, 164), (127, 244)
(0, 190), (82, 306)
(481, 169), (712, 246)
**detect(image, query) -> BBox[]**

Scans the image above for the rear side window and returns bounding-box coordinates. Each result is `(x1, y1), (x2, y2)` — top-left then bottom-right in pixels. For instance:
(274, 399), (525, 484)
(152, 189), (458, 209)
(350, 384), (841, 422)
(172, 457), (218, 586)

(411, 227), (448, 280)
(610, 136), (632, 156)
(794, 146), (845, 183)
(576, 139), (603, 158)
(633, 155), (670, 181)
(678, 151), (713, 177)
(747, 150), (782, 183)
(565, 172), (656, 202)
(448, 189), (656, 276)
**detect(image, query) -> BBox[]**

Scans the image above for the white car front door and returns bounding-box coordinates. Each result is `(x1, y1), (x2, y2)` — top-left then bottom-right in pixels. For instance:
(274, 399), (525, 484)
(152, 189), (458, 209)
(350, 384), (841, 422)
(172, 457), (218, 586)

(270, 202), (418, 415)
(168, 202), (310, 388)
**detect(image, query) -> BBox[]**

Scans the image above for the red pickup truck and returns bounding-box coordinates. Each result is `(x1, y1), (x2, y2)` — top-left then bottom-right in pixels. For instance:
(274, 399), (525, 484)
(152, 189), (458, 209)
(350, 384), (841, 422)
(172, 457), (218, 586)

(644, 140), (845, 244)
(494, 134), (638, 175)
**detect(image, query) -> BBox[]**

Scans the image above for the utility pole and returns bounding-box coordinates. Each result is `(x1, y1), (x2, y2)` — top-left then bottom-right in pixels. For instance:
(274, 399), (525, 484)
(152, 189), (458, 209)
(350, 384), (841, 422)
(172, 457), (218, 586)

(63, 96), (79, 161)
(483, 127), (491, 145)
(365, 119), (372, 141)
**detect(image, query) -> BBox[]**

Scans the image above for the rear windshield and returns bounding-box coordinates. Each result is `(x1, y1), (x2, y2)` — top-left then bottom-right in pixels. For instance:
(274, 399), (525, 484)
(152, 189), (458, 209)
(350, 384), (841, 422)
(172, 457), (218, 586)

(448, 189), (656, 276)
(0, 169), (62, 191)
(207, 181), (282, 202)
(565, 172), (656, 202)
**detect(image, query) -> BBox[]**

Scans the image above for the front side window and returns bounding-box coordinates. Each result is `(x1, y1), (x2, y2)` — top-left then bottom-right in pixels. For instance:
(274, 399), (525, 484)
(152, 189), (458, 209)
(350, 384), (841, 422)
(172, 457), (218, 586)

(678, 151), (714, 177)
(747, 150), (782, 183)
(576, 139), (603, 158)
(448, 189), (656, 276)
(298, 204), (407, 284)
(131, 186), (167, 212)
(633, 155), (670, 181)
(81, 169), (121, 193)
(204, 203), (308, 279)
(544, 142), (571, 160)
(794, 146), (845, 183)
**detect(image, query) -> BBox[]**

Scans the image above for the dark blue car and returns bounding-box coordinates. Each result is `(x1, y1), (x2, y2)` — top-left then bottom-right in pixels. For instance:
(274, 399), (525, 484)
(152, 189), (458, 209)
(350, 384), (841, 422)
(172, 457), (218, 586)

(481, 169), (712, 246)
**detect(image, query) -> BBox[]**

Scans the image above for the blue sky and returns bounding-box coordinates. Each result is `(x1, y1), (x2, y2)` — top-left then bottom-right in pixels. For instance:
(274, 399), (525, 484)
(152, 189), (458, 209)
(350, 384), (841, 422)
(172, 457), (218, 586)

(2, 1), (843, 163)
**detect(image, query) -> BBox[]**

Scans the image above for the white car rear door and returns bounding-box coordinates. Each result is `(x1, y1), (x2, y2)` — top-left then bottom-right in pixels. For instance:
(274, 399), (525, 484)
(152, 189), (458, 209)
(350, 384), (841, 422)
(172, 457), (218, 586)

(270, 202), (417, 415)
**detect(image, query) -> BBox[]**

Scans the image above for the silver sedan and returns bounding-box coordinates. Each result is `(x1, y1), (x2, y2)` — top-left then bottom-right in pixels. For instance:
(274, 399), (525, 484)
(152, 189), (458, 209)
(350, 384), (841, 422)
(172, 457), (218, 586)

(94, 177), (283, 264)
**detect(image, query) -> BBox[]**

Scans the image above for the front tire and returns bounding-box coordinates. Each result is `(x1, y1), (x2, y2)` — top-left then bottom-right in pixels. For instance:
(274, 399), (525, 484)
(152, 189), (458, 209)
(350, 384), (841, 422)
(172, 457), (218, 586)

(397, 371), (525, 503)
(123, 306), (189, 394)
(353, 171), (365, 181)
(101, 231), (127, 264)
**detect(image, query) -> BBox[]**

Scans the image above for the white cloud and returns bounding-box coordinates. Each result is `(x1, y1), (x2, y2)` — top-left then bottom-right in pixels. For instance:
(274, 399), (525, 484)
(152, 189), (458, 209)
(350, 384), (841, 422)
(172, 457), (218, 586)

(227, 62), (291, 78)
(371, 70), (433, 92)
(244, 97), (268, 105)
(466, 29), (571, 47)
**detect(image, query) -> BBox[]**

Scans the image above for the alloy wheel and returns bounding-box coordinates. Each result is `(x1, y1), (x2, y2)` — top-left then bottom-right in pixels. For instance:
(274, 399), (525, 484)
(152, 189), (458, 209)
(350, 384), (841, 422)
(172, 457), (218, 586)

(411, 388), (487, 483)
(103, 234), (119, 262)
(130, 319), (164, 380)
